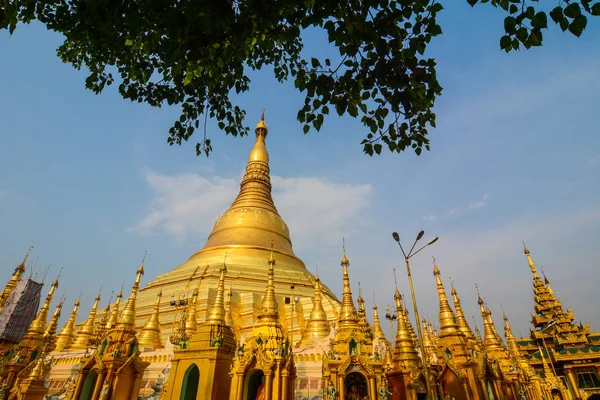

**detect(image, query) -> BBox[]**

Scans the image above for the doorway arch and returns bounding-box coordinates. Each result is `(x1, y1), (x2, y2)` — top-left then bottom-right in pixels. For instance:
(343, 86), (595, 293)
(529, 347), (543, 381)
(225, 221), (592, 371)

(587, 395), (600, 400)
(180, 364), (199, 400)
(79, 370), (98, 400)
(244, 369), (265, 400)
(345, 372), (369, 399)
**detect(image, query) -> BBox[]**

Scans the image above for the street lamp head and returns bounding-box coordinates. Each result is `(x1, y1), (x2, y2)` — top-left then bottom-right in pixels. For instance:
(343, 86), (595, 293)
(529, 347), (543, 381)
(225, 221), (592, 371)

(427, 237), (439, 246)
(392, 232), (400, 242)
(416, 230), (425, 242)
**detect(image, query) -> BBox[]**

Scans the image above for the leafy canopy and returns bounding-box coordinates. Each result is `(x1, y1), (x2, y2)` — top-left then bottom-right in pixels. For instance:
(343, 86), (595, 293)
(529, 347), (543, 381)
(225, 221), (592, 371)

(2, 0), (598, 156)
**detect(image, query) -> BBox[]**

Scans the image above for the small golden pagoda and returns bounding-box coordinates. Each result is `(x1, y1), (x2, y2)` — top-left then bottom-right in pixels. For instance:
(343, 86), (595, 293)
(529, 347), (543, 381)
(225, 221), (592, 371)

(0, 277), (59, 399)
(162, 262), (235, 400)
(322, 250), (385, 400)
(69, 264), (149, 400)
(228, 250), (295, 400)
(517, 245), (600, 400)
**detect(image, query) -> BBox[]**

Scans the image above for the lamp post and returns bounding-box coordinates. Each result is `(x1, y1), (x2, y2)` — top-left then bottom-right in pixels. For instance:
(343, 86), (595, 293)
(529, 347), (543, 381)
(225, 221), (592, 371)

(392, 231), (439, 400)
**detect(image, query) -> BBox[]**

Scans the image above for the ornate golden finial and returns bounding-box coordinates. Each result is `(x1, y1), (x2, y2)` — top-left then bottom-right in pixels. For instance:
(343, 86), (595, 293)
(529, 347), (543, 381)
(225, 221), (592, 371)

(523, 241), (538, 274)
(302, 267), (330, 341)
(338, 243), (358, 328)
(55, 298), (81, 351)
(432, 258), (459, 338)
(138, 290), (164, 349)
(450, 281), (476, 342)
(206, 264), (228, 324)
(70, 289), (101, 350)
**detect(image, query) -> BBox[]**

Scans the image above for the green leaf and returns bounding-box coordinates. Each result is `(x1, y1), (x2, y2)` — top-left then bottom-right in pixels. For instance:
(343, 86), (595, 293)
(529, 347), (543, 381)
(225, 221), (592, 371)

(569, 15), (588, 37)
(125, 39), (133, 46)
(564, 3), (582, 18)
(504, 16), (517, 34)
(500, 35), (512, 51)
(592, 3), (600, 16)
(549, 6), (564, 24)
(532, 12), (548, 30)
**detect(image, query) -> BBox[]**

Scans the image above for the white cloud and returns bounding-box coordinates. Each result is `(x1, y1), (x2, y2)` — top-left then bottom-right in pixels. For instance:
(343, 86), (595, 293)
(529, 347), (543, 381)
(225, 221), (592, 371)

(468, 193), (491, 210)
(131, 172), (372, 249)
(423, 193), (491, 221)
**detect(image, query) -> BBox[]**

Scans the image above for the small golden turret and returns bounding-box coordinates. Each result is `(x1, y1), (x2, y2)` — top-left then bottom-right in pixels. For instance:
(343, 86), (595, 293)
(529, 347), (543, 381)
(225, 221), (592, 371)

(523, 243), (539, 277)
(372, 300), (387, 343)
(138, 290), (164, 349)
(55, 298), (80, 351)
(118, 263), (144, 330)
(225, 286), (234, 328)
(356, 284), (372, 339)
(478, 296), (503, 351)
(451, 281), (476, 342)
(433, 260), (459, 337)
(247, 250), (284, 351)
(422, 317), (436, 363)
(206, 265), (227, 324)
(22, 277), (59, 342)
(474, 325), (483, 348)
(44, 298), (63, 338)
(403, 307), (418, 348)
(0, 246), (31, 311)
(392, 289), (420, 368)
(257, 250), (279, 323)
(503, 314), (522, 361)
(337, 249), (358, 329)
(70, 290), (101, 350)
(185, 285), (199, 337)
(106, 288), (123, 329)
(302, 273), (330, 341)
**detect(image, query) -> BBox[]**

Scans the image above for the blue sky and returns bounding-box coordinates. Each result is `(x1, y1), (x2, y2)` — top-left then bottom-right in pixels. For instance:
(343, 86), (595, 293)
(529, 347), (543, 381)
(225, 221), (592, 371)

(1, 2), (599, 339)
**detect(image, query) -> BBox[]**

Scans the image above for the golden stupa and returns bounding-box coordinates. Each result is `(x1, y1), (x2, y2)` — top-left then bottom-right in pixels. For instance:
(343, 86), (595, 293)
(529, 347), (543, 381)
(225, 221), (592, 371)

(134, 113), (340, 345)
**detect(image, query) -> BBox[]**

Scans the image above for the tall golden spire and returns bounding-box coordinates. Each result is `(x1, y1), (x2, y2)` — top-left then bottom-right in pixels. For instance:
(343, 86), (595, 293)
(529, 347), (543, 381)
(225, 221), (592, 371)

(337, 248), (358, 328)
(258, 249), (279, 323)
(302, 273), (330, 341)
(0, 245), (32, 311)
(23, 277), (59, 342)
(433, 260), (459, 337)
(118, 262), (144, 330)
(393, 289), (420, 368)
(450, 281), (475, 342)
(70, 290), (101, 350)
(372, 300), (387, 343)
(202, 113), (296, 256)
(106, 288), (123, 329)
(55, 298), (80, 351)
(138, 290), (164, 349)
(206, 264), (228, 324)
